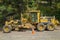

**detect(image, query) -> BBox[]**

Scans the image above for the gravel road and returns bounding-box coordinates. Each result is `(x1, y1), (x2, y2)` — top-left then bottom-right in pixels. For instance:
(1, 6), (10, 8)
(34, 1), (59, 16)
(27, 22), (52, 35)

(0, 28), (60, 40)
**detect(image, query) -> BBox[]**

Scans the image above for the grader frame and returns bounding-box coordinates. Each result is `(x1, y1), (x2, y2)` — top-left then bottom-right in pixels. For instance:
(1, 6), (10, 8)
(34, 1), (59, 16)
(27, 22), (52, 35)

(3, 10), (59, 33)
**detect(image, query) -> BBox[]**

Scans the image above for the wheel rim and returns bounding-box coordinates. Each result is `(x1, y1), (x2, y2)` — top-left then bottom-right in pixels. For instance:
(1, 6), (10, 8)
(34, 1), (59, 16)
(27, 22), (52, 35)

(48, 25), (54, 30)
(38, 25), (44, 31)
(40, 26), (43, 30)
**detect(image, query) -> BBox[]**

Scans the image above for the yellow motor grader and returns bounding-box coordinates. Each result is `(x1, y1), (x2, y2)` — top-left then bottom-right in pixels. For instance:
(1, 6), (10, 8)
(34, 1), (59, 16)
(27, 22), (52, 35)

(3, 10), (59, 33)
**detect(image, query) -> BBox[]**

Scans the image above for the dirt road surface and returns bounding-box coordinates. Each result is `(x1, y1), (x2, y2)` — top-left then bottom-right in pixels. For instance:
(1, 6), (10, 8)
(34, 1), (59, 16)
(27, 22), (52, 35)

(0, 28), (60, 40)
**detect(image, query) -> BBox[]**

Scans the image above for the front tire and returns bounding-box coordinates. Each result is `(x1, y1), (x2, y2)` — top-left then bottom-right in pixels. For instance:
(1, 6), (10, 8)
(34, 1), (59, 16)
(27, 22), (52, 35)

(47, 23), (55, 31)
(3, 25), (12, 33)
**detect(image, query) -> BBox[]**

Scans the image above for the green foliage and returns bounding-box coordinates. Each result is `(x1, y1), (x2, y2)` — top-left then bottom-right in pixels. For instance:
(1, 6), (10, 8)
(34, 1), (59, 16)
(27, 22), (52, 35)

(7, 5), (13, 12)
(0, 12), (2, 18)
(0, 5), (6, 11)
(57, 3), (60, 8)
(28, 0), (38, 9)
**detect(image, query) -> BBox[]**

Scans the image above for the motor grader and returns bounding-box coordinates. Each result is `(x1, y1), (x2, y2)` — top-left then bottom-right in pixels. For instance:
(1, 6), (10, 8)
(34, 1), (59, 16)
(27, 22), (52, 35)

(3, 10), (59, 33)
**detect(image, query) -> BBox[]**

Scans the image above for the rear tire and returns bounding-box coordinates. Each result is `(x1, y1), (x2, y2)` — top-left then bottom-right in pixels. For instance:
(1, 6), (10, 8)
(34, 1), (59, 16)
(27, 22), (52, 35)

(37, 23), (46, 31)
(3, 25), (12, 33)
(47, 23), (55, 31)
